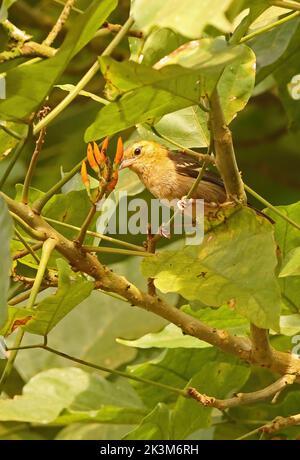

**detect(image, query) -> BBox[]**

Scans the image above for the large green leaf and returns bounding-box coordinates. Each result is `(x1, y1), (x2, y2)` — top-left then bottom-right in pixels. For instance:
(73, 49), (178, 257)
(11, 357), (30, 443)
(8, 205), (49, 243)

(249, 17), (300, 71)
(86, 39), (254, 141)
(0, 195), (13, 328)
(124, 403), (170, 440)
(0, 367), (144, 424)
(131, 0), (233, 38)
(0, 0), (117, 121)
(280, 247), (300, 278)
(12, 257), (166, 381)
(142, 208), (282, 331)
(118, 305), (249, 349)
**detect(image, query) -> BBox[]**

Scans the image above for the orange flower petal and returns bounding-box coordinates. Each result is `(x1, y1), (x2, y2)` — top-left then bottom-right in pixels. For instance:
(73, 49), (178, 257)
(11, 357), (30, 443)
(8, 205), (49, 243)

(114, 136), (124, 165)
(101, 136), (109, 157)
(107, 170), (118, 191)
(87, 143), (99, 172)
(93, 141), (106, 165)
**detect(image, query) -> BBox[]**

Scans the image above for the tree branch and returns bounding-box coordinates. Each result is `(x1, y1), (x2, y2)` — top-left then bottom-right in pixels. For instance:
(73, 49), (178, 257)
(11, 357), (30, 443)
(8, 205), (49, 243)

(210, 88), (246, 203)
(188, 374), (296, 410)
(43, 0), (76, 47)
(2, 191), (300, 381)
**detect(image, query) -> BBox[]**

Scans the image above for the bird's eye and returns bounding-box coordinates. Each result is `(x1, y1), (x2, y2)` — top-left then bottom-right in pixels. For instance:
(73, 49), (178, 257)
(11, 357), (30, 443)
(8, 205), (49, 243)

(134, 147), (141, 156)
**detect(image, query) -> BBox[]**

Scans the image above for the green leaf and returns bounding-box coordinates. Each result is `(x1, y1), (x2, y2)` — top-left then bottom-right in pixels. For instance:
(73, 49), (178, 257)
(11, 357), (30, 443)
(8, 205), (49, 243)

(131, 0), (233, 38)
(142, 208), (282, 331)
(85, 40), (250, 140)
(171, 360), (250, 439)
(13, 257), (166, 381)
(119, 305), (249, 349)
(249, 17), (300, 71)
(24, 259), (93, 336)
(0, 122), (28, 159)
(280, 247), (300, 278)
(0, 367), (143, 424)
(217, 45), (256, 123)
(0, 195), (13, 329)
(151, 106), (209, 148)
(130, 27), (187, 67)
(0, 306), (35, 337)
(0, 0), (117, 121)
(266, 201), (300, 312)
(123, 403), (170, 440)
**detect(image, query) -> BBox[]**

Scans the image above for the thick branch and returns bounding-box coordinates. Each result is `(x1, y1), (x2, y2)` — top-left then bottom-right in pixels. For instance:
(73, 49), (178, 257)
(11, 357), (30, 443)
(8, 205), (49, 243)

(2, 192), (300, 380)
(188, 374), (296, 410)
(210, 89), (246, 202)
(250, 324), (273, 367)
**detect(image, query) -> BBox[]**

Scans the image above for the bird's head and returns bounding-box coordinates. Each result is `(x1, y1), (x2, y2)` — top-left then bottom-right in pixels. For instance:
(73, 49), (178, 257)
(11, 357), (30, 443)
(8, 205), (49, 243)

(119, 140), (166, 173)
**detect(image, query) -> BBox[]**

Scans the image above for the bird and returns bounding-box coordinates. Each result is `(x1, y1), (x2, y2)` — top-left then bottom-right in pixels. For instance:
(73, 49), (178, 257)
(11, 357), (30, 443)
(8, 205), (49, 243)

(119, 140), (274, 223)
(120, 140), (227, 212)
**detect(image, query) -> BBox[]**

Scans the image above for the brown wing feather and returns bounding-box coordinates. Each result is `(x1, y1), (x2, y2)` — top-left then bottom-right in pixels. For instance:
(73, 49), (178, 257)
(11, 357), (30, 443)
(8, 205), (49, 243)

(168, 151), (225, 190)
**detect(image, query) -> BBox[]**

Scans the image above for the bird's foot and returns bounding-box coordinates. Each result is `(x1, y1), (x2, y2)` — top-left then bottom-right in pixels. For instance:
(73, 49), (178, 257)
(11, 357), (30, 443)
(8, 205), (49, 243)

(177, 196), (195, 211)
(158, 222), (171, 239)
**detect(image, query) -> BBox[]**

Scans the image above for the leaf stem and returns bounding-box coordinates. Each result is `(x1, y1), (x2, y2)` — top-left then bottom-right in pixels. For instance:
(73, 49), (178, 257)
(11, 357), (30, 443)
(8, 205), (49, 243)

(14, 228), (40, 263)
(83, 245), (153, 257)
(33, 16), (135, 135)
(32, 161), (82, 214)
(244, 183), (300, 231)
(240, 11), (300, 43)
(0, 238), (56, 392)
(6, 343), (188, 398)
(44, 216), (145, 251)
(0, 137), (27, 190)
(0, 123), (23, 140)
(271, 0), (300, 12)
(9, 211), (45, 240)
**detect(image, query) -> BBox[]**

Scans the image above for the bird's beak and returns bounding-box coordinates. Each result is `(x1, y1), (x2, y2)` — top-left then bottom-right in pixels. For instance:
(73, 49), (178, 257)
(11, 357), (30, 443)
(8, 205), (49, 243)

(119, 157), (137, 170)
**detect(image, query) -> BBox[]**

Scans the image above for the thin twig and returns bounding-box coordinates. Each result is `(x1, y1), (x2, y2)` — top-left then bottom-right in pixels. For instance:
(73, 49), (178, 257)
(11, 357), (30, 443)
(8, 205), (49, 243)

(240, 11), (300, 43)
(0, 238), (57, 391)
(0, 137), (28, 190)
(244, 183), (300, 232)
(188, 374), (296, 410)
(22, 110), (49, 204)
(44, 216), (145, 251)
(14, 228), (40, 263)
(13, 242), (43, 261)
(34, 16), (135, 135)
(6, 342), (188, 398)
(83, 245), (153, 258)
(43, 0), (76, 47)
(75, 204), (97, 246)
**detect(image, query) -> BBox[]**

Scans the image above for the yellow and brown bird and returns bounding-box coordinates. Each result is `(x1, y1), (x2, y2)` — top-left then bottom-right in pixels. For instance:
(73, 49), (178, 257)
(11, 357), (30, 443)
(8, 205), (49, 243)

(120, 140), (226, 212)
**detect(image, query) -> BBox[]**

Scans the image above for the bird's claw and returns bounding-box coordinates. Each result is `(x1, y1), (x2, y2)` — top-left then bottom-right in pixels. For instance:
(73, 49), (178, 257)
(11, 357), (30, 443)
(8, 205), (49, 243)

(158, 223), (171, 239)
(177, 196), (195, 211)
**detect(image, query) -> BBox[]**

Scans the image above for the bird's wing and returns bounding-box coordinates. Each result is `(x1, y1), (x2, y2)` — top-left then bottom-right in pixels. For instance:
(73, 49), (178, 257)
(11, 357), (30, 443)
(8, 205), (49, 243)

(168, 151), (224, 189)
